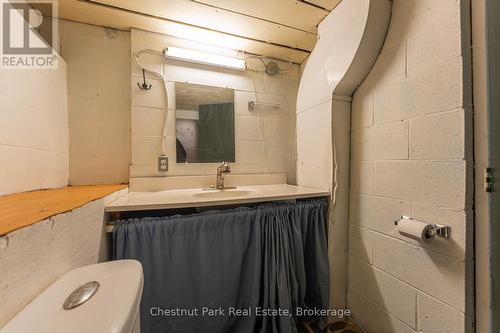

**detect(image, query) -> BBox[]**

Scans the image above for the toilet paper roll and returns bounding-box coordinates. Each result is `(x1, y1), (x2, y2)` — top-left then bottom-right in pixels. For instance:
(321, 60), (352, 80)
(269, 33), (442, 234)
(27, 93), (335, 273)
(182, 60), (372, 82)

(397, 217), (435, 243)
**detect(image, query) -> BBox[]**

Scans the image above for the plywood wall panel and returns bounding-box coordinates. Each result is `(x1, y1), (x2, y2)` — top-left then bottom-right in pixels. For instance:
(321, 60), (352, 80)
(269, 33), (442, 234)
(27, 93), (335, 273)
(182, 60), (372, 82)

(87, 0), (317, 50)
(303, 0), (341, 11)
(194, 0), (329, 33)
(57, 0), (311, 63)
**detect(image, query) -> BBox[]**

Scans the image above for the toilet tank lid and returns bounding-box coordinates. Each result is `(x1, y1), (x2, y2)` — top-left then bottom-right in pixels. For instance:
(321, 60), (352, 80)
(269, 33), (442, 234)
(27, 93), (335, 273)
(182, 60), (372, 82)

(1, 260), (143, 333)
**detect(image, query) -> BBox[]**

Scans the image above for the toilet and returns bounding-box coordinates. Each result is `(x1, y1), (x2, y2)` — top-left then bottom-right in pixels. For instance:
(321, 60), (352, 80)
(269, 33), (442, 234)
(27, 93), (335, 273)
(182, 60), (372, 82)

(1, 260), (143, 333)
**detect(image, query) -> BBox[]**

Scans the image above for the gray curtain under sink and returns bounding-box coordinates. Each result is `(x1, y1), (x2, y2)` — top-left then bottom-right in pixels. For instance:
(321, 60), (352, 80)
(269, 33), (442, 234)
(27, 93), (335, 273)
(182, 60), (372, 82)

(112, 199), (329, 333)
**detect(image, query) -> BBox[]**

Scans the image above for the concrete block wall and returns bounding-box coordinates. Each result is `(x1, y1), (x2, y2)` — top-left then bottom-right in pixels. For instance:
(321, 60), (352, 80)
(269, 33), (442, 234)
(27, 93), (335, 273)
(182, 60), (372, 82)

(58, 20), (131, 185)
(130, 29), (298, 183)
(348, 1), (473, 332)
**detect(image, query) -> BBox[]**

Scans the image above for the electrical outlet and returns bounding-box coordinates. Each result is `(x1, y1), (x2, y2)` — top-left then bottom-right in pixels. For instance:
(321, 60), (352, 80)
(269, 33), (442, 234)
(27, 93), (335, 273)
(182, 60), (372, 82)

(158, 155), (168, 173)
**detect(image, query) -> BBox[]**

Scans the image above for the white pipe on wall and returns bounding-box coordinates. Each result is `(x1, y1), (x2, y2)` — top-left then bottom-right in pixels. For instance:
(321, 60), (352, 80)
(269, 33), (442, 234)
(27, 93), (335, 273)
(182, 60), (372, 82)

(134, 49), (169, 157)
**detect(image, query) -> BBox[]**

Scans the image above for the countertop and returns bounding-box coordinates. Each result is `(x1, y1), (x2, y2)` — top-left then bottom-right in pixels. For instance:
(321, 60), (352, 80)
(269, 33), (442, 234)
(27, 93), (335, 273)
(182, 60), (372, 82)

(0, 185), (128, 235)
(105, 184), (330, 212)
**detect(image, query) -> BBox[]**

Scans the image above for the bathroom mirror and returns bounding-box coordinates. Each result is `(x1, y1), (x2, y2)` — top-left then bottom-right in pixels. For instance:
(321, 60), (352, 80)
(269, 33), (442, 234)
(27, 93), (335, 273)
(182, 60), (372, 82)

(175, 82), (235, 164)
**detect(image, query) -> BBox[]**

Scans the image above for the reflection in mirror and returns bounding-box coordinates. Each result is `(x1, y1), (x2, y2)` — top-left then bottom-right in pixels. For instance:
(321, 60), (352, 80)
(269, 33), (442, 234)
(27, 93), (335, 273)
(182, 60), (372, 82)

(175, 82), (235, 163)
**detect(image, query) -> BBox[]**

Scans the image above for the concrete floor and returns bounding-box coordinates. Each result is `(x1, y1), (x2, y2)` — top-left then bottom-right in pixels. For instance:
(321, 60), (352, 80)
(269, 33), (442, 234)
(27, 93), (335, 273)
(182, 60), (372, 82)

(301, 319), (364, 333)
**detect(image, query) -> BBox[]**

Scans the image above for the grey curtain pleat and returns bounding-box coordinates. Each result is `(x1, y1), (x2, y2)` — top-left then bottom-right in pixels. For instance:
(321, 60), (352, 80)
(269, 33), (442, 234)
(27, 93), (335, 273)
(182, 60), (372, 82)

(112, 198), (329, 333)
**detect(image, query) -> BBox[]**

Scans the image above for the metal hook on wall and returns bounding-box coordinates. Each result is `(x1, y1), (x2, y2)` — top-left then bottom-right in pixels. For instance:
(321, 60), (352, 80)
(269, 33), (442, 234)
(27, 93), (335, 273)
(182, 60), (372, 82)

(137, 69), (152, 90)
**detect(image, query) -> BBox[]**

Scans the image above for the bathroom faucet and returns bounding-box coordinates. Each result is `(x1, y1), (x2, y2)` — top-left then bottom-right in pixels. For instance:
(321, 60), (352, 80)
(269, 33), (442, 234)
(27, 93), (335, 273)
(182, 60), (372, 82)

(216, 161), (231, 189)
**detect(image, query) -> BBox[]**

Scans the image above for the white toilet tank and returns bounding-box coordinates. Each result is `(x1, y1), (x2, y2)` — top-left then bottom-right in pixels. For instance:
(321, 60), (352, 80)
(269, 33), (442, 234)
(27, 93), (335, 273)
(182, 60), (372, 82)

(1, 260), (143, 333)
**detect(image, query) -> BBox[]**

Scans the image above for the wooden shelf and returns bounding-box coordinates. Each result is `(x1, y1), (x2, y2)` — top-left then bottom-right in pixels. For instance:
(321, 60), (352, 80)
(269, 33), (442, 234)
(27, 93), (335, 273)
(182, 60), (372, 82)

(0, 185), (128, 236)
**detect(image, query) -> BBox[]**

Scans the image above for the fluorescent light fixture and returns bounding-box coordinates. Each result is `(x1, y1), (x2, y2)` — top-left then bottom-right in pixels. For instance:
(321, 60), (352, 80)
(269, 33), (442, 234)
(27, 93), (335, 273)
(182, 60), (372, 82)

(164, 46), (246, 71)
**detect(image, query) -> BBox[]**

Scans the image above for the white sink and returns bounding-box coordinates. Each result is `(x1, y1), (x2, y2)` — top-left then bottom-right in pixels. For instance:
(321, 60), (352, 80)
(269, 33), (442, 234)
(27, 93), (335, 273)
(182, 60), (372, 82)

(106, 184), (330, 212)
(192, 188), (255, 199)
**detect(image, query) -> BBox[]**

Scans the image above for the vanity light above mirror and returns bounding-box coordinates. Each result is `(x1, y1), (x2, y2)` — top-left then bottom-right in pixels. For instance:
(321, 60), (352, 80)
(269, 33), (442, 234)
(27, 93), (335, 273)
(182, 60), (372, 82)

(164, 46), (246, 71)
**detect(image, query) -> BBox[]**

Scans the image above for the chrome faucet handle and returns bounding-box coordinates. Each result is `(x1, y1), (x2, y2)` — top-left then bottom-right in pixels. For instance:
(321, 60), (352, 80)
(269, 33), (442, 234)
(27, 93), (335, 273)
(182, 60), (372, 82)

(218, 161), (231, 173)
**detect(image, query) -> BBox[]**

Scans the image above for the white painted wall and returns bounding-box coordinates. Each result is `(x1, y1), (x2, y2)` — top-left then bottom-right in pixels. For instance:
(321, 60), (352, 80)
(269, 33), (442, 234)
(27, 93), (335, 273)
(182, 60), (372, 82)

(296, 0), (391, 314)
(488, 0), (500, 327)
(0, 189), (127, 327)
(58, 20), (131, 185)
(0, 40), (69, 195)
(471, 1), (490, 332)
(348, 1), (473, 332)
(130, 29), (298, 183)
(473, 0), (500, 331)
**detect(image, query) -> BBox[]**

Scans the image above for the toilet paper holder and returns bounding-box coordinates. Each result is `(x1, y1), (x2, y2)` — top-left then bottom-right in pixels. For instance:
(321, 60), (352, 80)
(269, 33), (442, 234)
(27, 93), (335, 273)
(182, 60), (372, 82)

(395, 216), (451, 239)
(427, 224), (450, 239)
